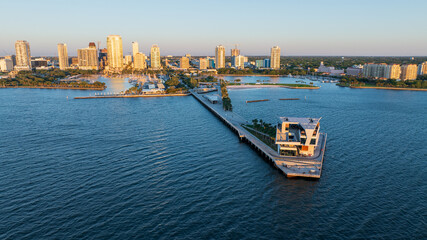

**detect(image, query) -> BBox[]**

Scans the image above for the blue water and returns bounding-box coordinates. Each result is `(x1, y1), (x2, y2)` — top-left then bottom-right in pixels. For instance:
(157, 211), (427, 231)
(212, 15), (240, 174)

(0, 77), (426, 239)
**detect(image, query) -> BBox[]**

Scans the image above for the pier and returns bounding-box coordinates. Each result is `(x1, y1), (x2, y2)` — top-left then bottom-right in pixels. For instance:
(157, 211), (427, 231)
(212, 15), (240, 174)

(190, 89), (327, 179)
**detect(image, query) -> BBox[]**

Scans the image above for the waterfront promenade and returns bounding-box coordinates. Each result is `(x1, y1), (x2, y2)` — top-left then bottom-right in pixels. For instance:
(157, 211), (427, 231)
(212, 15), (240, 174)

(190, 89), (327, 178)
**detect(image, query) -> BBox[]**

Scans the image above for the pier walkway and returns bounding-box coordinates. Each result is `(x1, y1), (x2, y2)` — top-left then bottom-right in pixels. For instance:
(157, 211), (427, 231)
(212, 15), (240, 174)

(190, 89), (327, 178)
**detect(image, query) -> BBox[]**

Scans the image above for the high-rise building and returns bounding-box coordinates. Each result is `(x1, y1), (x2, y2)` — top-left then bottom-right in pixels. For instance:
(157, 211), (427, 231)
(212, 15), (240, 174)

(0, 59), (13, 72)
(199, 58), (208, 70)
(57, 43), (69, 70)
(185, 54), (191, 59)
(264, 59), (271, 68)
(363, 63), (387, 79)
(15, 40), (31, 71)
(107, 35), (123, 72)
(133, 52), (147, 70)
(270, 46), (281, 70)
(132, 42), (139, 57)
(387, 64), (401, 80)
(232, 55), (245, 69)
(363, 63), (402, 80)
(231, 47), (240, 57)
(77, 46), (99, 70)
(208, 57), (215, 69)
(150, 45), (161, 69)
(98, 48), (108, 69)
(255, 60), (264, 68)
(180, 56), (190, 69)
(418, 61), (427, 75)
(400, 64), (418, 81)
(124, 55), (133, 66)
(215, 45), (225, 69)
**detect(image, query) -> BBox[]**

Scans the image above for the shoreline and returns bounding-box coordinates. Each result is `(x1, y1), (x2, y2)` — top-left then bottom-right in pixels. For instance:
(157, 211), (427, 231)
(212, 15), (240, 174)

(0, 86), (106, 91)
(227, 84), (319, 90)
(349, 86), (427, 91)
(218, 74), (287, 77)
(75, 93), (190, 99)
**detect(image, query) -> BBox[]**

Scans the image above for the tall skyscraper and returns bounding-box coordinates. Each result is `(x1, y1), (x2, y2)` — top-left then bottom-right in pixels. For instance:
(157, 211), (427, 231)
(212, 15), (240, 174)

(57, 43), (69, 70)
(132, 42), (139, 57)
(400, 64), (418, 81)
(15, 40), (31, 71)
(107, 35), (123, 72)
(180, 57), (190, 69)
(133, 52), (147, 70)
(77, 44), (99, 70)
(150, 45), (161, 69)
(270, 46), (281, 70)
(215, 45), (225, 69)
(231, 46), (240, 57)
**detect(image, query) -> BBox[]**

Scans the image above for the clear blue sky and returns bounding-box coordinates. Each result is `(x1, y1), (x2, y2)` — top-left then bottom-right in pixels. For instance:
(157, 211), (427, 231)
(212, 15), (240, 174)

(1, 0), (427, 56)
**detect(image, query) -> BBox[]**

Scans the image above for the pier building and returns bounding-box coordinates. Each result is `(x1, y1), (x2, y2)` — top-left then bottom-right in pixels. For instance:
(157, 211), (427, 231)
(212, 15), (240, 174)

(276, 117), (321, 157)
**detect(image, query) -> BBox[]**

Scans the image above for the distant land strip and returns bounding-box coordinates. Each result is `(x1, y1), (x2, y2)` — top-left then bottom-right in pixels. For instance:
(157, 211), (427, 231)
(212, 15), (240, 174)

(349, 86), (427, 91)
(75, 93), (190, 99)
(0, 86), (106, 90)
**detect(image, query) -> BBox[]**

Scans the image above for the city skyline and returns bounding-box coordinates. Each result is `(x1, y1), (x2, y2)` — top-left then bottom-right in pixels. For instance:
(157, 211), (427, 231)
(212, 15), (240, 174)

(1, 0), (427, 57)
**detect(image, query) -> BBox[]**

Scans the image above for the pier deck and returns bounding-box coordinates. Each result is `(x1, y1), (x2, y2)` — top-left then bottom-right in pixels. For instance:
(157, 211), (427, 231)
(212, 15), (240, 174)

(190, 89), (327, 179)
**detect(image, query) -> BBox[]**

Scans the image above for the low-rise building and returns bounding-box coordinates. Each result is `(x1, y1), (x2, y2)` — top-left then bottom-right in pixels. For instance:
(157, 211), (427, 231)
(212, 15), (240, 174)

(346, 66), (363, 77)
(124, 55), (133, 66)
(180, 56), (190, 69)
(317, 61), (335, 73)
(31, 58), (49, 69)
(199, 58), (208, 70)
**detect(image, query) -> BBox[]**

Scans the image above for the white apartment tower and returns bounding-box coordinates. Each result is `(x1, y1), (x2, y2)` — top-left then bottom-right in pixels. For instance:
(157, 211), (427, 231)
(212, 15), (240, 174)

(150, 45), (161, 69)
(132, 42), (139, 57)
(270, 46), (281, 70)
(15, 40), (31, 71)
(107, 35), (123, 71)
(215, 45), (225, 69)
(57, 43), (69, 70)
